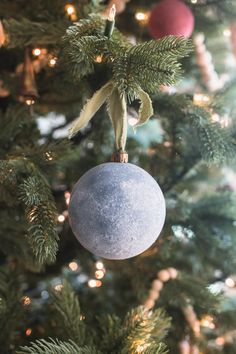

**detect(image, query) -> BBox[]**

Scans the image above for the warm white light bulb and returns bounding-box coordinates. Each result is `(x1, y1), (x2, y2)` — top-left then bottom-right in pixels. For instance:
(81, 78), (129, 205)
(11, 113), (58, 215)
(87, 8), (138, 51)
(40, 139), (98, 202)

(32, 48), (41, 56)
(108, 4), (116, 21)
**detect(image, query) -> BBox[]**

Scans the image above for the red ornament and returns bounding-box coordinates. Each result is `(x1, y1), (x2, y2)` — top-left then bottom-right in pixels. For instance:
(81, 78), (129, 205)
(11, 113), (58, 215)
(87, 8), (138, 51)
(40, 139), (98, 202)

(148, 0), (194, 39)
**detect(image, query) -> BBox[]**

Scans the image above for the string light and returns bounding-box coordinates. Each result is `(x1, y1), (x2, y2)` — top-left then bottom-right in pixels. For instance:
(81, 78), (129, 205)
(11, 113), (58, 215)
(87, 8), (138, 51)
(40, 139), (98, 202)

(68, 261), (78, 271)
(135, 11), (150, 24)
(64, 191), (71, 205)
(58, 214), (65, 223)
(163, 141), (172, 147)
(25, 328), (32, 336)
(95, 55), (103, 63)
(95, 261), (104, 270)
(211, 113), (231, 128)
(223, 28), (231, 37)
(225, 277), (235, 288)
(215, 336), (225, 346)
(48, 57), (57, 67)
(54, 284), (63, 291)
(32, 48), (42, 56)
(95, 280), (102, 287)
(88, 279), (97, 288)
(25, 98), (35, 106)
(200, 315), (215, 329)
(108, 4), (116, 22)
(95, 269), (105, 279)
(45, 151), (53, 161)
(193, 93), (210, 106)
(88, 279), (102, 288)
(65, 4), (77, 21)
(22, 296), (31, 306)
(191, 0), (198, 3)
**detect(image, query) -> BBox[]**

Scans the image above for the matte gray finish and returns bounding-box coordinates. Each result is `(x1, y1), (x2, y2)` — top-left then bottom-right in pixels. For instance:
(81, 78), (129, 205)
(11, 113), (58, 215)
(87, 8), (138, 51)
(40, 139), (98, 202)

(69, 163), (166, 260)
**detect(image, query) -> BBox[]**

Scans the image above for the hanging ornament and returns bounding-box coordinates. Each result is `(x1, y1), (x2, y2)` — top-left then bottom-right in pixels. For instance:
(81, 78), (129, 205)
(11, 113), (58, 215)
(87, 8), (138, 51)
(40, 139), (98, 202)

(148, 0), (194, 39)
(69, 161), (166, 260)
(68, 5), (166, 260)
(19, 49), (39, 105)
(0, 20), (6, 47)
(194, 33), (223, 92)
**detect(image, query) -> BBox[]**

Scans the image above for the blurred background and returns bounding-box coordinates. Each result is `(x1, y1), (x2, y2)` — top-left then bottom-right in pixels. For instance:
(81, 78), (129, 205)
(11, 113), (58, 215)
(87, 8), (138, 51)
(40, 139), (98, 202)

(0, 1), (236, 353)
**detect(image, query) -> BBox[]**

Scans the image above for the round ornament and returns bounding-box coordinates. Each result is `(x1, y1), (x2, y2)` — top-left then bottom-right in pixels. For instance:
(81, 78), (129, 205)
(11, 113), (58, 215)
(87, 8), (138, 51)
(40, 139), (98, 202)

(69, 162), (166, 260)
(148, 0), (194, 39)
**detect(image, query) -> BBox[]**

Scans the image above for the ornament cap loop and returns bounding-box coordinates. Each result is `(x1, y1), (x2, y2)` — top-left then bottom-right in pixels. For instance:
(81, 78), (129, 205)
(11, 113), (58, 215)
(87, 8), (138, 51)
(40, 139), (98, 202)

(111, 150), (128, 163)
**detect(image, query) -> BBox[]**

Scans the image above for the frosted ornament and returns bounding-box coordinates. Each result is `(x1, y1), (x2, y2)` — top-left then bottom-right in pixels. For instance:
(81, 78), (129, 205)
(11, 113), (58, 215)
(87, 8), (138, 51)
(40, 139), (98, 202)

(69, 162), (166, 259)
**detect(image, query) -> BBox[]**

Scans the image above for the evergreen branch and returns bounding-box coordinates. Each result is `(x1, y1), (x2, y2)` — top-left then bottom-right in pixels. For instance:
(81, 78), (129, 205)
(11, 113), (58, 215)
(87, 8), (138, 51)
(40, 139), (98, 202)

(97, 314), (123, 352)
(50, 282), (85, 345)
(113, 37), (192, 95)
(193, 191), (236, 221)
(19, 174), (59, 265)
(0, 104), (31, 145)
(3, 18), (66, 48)
(0, 209), (42, 271)
(188, 105), (234, 164)
(128, 36), (193, 59)
(153, 94), (235, 165)
(17, 338), (98, 354)
(0, 265), (24, 349)
(121, 307), (170, 354)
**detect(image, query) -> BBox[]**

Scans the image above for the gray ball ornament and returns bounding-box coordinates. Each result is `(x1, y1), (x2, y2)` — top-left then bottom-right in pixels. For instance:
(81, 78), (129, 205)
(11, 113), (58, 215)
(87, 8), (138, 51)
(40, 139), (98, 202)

(68, 162), (166, 260)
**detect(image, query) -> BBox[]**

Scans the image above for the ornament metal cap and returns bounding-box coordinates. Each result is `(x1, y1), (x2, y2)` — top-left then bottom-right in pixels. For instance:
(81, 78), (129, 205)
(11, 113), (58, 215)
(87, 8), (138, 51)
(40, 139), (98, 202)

(111, 150), (128, 163)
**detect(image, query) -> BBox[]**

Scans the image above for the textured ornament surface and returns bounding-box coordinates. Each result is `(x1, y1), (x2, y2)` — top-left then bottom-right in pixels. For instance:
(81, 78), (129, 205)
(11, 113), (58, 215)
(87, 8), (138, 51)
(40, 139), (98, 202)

(148, 0), (194, 39)
(69, 163), (166, 259)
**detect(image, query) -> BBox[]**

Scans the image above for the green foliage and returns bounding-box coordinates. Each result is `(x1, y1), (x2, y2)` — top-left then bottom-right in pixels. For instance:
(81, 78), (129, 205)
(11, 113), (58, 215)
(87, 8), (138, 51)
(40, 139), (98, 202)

(19, 174), (59, 265)
(154, 94), (235, 165)
(18, 284), (170, 354)
(187, 104), (234, 164)
(3, 18), (66, 48)
(0, 265), (24, 349)
(62, 16), (192, 96)
(61, 14), (130, 81)
(113, 36), (192, 98)
(17, 338), (98, 354)
(97, 307), (170, 353)
(50, 282), (85, 345)
(121, 307), (170, 354)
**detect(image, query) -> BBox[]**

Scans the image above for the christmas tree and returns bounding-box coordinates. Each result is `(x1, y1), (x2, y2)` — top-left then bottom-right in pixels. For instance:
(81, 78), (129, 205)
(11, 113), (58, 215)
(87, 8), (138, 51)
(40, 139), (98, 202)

(0, 0), (236, 353)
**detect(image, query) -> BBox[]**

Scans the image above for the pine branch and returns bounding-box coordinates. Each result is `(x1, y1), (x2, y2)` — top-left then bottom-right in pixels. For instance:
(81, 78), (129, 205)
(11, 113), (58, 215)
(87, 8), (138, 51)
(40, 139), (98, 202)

(112, 37), (193, 96)
(50, 282), (85, 345)
(0, 210), (42, 272)
(187, 104), (234, 164)
(3, 18), (66, 48)
(97, 314), (123, 352)
(0, 265), (24, 349)
(153, 94), (235, 165)
(19, 174), (59, 265)
(17, 338), (98, 354)
(120, 307), (170, 354)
